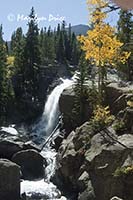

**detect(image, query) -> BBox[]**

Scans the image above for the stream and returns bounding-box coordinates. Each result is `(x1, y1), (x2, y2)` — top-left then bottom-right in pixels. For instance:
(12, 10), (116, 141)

(21, 78), (73, 200)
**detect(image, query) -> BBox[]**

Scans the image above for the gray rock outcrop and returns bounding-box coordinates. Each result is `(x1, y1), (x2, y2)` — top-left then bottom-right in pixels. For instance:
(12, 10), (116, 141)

(59, 86), (92, 133)
(0, 139), (41, 159)
(105, 82), (133, 114)
(53, 121), (133, 200)
(0, 159), (20, 200)
(12, 149), (45, 180)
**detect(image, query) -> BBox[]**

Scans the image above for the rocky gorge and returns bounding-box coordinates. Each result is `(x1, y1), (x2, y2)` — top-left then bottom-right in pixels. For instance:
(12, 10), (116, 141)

(0, 78), (74, 200)
(52, 82), (133, 200)
(0, 79), (133, 200)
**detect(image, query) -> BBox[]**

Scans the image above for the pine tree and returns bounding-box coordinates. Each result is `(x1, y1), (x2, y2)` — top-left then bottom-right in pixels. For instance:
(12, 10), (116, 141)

(56, 30), (65, 63)
(118, 10), (132, 44)
(0, 25), (8, 123)
(71, 32), (80, 65)
(57, 24), (60, 36)
(64, 23), (72, 61)
(56, 21), (69, 64)
(72, 54), (89, 126)
(39, 27), (46, 65)
(39, 27), (56, 65)
(23, 7), (41, 100)
(45, 27), (55, 63)
(10, 31), (16, 55)
(11, 27), (26, 99)
(13, 27), (25, 73)
(5, 41), (9, 55)
(117, 9), (133, 81)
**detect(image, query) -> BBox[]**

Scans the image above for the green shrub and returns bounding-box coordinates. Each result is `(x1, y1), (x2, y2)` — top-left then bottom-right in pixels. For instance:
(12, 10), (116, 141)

(91, 105), (115, 131)
(113, 166), (133, 177)
(113, 119), (126, 133)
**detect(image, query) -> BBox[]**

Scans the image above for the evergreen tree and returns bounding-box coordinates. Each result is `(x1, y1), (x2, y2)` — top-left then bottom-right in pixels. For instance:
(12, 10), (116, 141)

(72, 54), (89, 126)
(117, 9), (133, 81)
(56, 30), (65, 63)
(71, 32), (80, 65)
(5, 41), (9, 55)
(57, 24), (60, 36)
(39, 27), (55, 65)
(12, 27), (25, 99)
(0, 25), (8, 123)
(44, 27), (55, 63)
(23, 7), (41, 100)
(65, 23), (72, 61)
(13, 27), (25, 73)
(39, 27), (46, 65)
(118, 10), (132, 43)
(56, 21), (69, 64)
(10, 31), (16, 55)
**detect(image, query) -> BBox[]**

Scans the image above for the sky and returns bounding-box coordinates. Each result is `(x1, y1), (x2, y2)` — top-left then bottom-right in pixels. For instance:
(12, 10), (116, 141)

(0, 0), (119, 41)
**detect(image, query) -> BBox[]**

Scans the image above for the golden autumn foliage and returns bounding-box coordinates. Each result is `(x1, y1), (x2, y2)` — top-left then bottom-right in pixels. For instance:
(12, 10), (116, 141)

(92, 105), (114, 127)
(87, 0), (108, 10)
(6, 56), (15, 78)
(114, 165), (133, 177)
(127, 100), (133, 108)
(78, 25), (130, 66)
(78, 0), (130, 98)
(78, 0), (130, 67)
(7, 56), (15, 66)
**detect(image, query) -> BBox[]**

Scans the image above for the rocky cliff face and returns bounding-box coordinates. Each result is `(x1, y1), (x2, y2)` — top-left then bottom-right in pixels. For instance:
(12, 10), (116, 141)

(52, 121), (133, 200)
(53, 83), (133, 200)
(105, 82), (133, 114)
(59, 85), (92, 133)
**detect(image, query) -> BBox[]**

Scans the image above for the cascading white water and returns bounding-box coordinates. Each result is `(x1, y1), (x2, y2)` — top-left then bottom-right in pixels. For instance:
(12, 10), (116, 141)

(43, 78), (73, 135)
(31, 78), (73, 142)
(21, 78), (73, 200)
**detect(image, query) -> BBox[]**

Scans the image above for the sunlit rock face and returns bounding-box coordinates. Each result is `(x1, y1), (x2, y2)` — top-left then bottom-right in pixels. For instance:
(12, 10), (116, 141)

(53, 119), (133, 200)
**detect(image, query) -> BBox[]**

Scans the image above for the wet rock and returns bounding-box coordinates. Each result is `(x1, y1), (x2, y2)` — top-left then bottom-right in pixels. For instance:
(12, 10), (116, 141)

(77, 171), (90, 192)
(0, 138), (41, 160)
(0, 126), (18, 138)
(23, 141), (41, 152)
(78, 181), (96, 200)
(53, 134), (64, 151)
(0, 139), (23, 159)
(12, 149), (45, 180)
(53, 123), (93, 192)
(123, 108), (133, 132)
(0, 159), (20, 200)
(59, 86), (75, 132)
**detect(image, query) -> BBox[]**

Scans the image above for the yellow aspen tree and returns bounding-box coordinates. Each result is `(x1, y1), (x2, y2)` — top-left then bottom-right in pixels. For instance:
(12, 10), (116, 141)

(78, 0), (130, 100)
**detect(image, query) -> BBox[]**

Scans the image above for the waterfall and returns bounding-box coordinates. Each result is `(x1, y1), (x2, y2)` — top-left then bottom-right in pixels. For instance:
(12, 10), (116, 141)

(21, 78), (73, 200)
(32, 78), (73, 142)
(43, 78), (73, 135)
